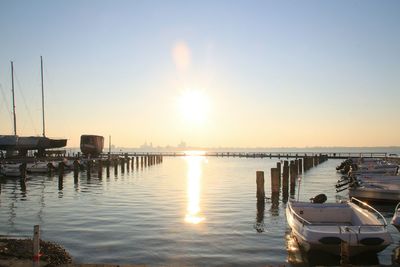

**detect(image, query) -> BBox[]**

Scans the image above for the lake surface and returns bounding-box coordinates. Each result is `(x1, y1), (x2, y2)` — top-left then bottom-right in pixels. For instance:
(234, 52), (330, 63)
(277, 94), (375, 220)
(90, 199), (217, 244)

(0, 155), (399, 266)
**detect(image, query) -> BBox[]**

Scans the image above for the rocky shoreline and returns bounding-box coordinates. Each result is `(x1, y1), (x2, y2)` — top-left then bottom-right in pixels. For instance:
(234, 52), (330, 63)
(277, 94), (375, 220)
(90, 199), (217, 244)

(0, 238), (72, 267)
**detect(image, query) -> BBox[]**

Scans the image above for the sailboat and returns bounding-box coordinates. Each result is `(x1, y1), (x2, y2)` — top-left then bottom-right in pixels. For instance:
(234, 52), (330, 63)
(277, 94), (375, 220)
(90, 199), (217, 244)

(0, 57), (67, 157)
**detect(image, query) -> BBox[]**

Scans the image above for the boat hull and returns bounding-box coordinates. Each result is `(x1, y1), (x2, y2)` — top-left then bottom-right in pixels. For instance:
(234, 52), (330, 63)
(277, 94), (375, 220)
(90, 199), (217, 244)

(286, 200), (392, 256)
(349, 187), (400, 203)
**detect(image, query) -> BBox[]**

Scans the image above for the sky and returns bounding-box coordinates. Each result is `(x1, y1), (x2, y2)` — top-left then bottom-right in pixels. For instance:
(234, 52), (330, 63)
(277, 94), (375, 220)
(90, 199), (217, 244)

(0, 0), (399, 148)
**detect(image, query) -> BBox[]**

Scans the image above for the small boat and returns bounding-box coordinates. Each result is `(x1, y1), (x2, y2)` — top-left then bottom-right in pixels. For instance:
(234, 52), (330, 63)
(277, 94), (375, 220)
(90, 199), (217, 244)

(348, 181), (400, 203)
(286, 196), (392, 256)
(336, 158), (399, 175)
(26, 161), (55, 173)
(0, 163), (24, 177)
(391, 202), (400, 231)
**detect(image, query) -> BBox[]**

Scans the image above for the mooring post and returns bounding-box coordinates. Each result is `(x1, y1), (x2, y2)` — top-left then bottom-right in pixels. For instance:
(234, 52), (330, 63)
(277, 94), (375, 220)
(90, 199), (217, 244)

(294, 159), (299, 177)
(121, 158), (125, 173)
(271, 167), (280, 196)
(87, 160), (92, 178)
(282, 161), (289, 201)
(73, 159), (79, 176)
(114, 159), (118, 176)
(276, 162), (281, 186)
(33, 225), (40, 263)
(106, 159), (110, 176)
(98, 160), (103, 178)
(298, 158), (303, 174)
(289, 160), (296, 194)
(306, 157), (310, 171)
(58, 162), (64, 177)
(256, 171), (265, 201)
(19, 162), (27, 180)
(340, 240), (350, 265)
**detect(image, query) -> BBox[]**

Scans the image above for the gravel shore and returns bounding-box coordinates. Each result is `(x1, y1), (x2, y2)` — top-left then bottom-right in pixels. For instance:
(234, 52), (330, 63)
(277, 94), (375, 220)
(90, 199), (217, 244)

(0, 238), (73, 267)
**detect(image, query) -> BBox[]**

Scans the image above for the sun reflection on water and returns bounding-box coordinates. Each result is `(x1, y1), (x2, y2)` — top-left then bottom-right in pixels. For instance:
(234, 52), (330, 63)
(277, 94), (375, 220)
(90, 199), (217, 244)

(184, 153), (205, 224)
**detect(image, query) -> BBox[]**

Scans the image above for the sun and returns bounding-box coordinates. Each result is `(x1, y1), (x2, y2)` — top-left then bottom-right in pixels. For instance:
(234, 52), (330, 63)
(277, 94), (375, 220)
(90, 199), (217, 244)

(178, 89), (210, 124)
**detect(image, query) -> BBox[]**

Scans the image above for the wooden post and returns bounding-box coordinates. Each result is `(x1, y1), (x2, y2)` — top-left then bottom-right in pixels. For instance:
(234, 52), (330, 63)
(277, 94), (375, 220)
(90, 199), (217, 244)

(87, 160), (92, 178)
(256, 171), (265, 201)
(121, 158), (125, 173)
(19, 162), (27, 180)
(106, 159), (110, 177)
(131, 157), (134, 169)
(271, 168), (280, 195)
(33, 225), (40, 263)
(276, 162), (281, 186)
(136, 156), (139, 169)
(114, 159), (118, 176)
(73, 160), (79, 176)
(294, 159), (299, 177)
(340, 240), (350, 265)
(298, 158), (303, 174)
(303, 157), (308, 172)
(58, 162), (64, 177)
(98, 160), (103, 178)
(289, 161), (296, 194)
(282, 161), (289, 202)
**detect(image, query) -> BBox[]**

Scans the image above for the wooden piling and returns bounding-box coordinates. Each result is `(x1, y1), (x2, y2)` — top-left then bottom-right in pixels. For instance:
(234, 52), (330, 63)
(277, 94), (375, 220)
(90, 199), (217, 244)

(271, 167), (280, 195)
(126, 157), (130, 172)
(114, 159), (118, 176)
(340, 240), (350, 265)
(289, 161), (296, 194)
(33, 225), (40, 263)
(58, 162), (64, 178)
(298, 158), (303, 174)
(73, 160), (79, 176)
(282, 160), (289, 200)
(256, 171), (265, 201)
(121, 158), (125, 173)
(98, 160), (103, 178)
(276, 162), (281, 186)
(86, 160), (92, 178)
(19, 162), (27, 180)
(255, 194), (265, 233)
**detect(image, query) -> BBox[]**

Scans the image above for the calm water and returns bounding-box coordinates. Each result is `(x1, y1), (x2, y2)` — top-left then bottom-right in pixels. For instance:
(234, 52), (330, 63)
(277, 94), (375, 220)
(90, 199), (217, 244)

(0, 156), (399, 266)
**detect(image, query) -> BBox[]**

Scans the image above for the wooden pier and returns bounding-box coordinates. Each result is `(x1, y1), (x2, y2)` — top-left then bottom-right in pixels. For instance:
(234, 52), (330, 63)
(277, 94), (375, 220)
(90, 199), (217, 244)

(97, 151), (393, 160)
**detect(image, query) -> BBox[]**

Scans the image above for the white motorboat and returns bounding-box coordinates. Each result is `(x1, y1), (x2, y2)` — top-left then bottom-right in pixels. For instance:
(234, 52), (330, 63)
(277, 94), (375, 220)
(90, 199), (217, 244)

(391, 202), (400, 231)
(26, 161), (55, 173)
(286, 197), (392, 256)
(349, 181), (400, 203)
(337, 158), (399, 175)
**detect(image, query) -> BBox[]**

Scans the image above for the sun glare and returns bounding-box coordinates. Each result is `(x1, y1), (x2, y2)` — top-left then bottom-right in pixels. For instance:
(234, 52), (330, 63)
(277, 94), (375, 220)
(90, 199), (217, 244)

(185, 155), (205, 224)
(178, 89), (210, 124)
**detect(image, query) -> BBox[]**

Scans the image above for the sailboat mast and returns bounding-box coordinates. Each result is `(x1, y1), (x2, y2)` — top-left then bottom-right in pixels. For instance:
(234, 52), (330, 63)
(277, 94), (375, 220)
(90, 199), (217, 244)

(11, 61), (17, 135)
(41, 56), (46, 137)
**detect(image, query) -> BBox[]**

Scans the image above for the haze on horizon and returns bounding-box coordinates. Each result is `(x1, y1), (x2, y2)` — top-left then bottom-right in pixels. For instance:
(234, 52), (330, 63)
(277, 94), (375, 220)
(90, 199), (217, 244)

(0, 0), (399, 148)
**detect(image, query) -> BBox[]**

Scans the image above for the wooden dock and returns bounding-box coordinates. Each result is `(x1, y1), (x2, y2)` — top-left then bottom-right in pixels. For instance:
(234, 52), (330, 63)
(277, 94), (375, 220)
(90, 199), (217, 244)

(97, 151), (392, 160)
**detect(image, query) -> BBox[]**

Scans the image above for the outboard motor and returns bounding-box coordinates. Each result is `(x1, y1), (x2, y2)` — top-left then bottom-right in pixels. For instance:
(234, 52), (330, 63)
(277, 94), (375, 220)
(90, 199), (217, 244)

(310, 194), (327, 204)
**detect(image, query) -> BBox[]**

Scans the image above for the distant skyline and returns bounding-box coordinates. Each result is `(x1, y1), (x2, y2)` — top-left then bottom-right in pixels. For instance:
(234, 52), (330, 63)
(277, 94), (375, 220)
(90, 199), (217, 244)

(1, 1), (399, 148)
